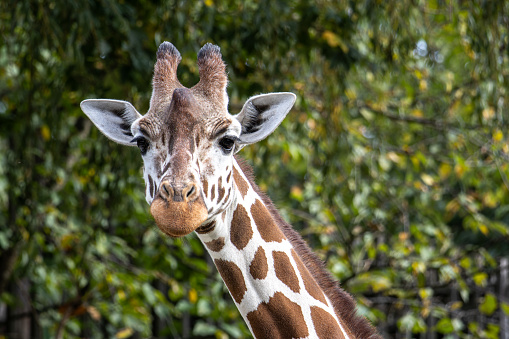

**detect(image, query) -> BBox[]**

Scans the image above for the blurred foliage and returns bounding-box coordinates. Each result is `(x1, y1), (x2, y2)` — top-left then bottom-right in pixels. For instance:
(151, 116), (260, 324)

(1, 0), (509, 338)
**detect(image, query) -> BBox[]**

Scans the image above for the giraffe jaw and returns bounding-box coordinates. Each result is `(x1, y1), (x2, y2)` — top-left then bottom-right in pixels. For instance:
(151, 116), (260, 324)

(150, 197), (208, 237)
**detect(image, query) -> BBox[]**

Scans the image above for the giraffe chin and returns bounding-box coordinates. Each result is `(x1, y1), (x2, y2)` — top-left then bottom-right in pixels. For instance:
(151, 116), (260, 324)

(150, 198), (208, 237)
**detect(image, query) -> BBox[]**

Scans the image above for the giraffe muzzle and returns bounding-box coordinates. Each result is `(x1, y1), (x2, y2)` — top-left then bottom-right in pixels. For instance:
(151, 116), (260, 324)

(150, 180), (208, 237)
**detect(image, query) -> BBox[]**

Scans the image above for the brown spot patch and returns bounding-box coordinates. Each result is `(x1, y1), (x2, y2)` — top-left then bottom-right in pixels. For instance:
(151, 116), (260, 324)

(247, 292), (308, 338)
(291, 250), (327, 305)
(223, 188), (231, 205)
(210, 184), (215, 200)
(233, 166), (249, 198)
(217, 177), (225, 202)
(251, 199), (285, 243)
(311, 306), (345, 339)
(162, 160), (171, 175)
(250, 247), (268, 280)
(196, 220), (216, 234)
(214, 259), (246, 304)
(273, 251), (300, 293)
(205, 237), (225, 252)
(226, 171), (231, 183)
(230, 204), (253, 250)
(235, 155), (381, 339)
(202, 178), (208, 198)
(148, 175), (155, 198)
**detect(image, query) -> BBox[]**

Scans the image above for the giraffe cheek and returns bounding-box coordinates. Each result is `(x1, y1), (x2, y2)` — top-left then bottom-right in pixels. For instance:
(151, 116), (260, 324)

(150, 198), (208, 237)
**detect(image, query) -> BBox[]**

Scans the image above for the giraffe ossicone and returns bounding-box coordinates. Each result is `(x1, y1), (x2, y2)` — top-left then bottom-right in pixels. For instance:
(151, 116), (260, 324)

(81, 41), (381, 339)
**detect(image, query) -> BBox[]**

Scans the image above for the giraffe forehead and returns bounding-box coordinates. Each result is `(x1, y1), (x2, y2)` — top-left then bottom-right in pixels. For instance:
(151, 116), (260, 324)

(163, 89), (207, 140)
(160, 88), (231, 134)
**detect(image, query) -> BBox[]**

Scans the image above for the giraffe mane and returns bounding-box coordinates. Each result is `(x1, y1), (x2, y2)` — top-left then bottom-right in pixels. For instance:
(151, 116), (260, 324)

(235, 155), (381, 339)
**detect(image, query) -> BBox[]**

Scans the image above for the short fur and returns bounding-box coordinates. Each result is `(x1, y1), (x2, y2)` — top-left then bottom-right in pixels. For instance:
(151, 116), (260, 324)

(235, 156), (381, 339)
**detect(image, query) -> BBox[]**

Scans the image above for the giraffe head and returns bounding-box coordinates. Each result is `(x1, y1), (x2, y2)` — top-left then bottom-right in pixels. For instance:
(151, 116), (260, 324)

(81, 42), (295, 237)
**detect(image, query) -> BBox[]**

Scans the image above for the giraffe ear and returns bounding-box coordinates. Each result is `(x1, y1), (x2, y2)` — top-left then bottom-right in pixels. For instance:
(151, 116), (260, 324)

(234, 93), (296, 148)
(80, 99), (142, 146)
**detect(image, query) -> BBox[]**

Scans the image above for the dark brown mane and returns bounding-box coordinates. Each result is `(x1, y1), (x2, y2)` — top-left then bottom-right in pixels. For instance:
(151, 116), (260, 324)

(235, 156), (381, 339)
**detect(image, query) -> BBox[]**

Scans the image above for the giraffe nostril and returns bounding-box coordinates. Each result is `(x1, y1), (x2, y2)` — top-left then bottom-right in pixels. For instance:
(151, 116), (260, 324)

(181, 183), (198, 202)
(160, 182), (172, 199)
(186, 185), (195, 198)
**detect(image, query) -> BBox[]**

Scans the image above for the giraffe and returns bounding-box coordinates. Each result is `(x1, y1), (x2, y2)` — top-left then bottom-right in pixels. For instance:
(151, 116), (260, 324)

(80, 42), (380, 339)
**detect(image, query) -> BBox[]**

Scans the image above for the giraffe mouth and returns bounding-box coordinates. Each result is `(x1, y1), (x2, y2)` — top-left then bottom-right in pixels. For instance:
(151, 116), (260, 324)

(150, 196), (208, 237)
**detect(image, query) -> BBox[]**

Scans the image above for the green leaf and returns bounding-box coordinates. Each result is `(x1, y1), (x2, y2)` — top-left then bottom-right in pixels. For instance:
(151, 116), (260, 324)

(473, 272), (488, 287)
(435, 318), (454, 334)
(398, 313), (417, 332)
(115, 328), (134, 339)
(222, 322), (244, 338)
(142, 283), (157, 305)
(197, 298), (213, 316)
(479, 293), (497, 316)
(485, 324), (500, 339)
(192, 321), (217, 336)
(418, 288), (433, 300)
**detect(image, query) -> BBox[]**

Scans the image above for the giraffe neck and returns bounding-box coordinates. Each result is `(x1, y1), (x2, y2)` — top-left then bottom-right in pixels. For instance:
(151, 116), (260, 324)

(196, 158), (355, 339)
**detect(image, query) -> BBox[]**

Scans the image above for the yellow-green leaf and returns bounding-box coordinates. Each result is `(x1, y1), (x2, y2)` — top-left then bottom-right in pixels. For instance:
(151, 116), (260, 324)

(41, 125), (51, 141)
(473, 272), (488, 287)
(189, 288), (198, 304)
(322, 31), (349, 52)
(115, 328), (133, 339)
(493, 129), (503, 142)
(436, 318), (454, 334)
(502, 302), (509, 315)
(439, 163), (452, 179)
(479, 293), (497, 316)
(421, 173), (435, 186)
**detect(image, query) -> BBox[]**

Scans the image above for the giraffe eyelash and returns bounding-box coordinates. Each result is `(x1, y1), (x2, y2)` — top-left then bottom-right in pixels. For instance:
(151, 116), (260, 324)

(131, 135), (150, 155)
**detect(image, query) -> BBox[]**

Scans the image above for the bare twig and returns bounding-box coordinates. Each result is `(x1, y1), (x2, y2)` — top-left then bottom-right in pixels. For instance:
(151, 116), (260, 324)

(55, 305), (72, 339)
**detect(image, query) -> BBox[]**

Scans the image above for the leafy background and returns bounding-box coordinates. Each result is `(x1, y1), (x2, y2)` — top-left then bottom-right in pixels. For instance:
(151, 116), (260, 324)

(1, 0), (509, 338)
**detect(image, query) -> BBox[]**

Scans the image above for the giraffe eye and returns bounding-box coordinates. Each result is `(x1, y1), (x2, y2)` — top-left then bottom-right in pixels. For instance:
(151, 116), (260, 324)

(219, 137), (235, 153)
(131, 136), (150, 155)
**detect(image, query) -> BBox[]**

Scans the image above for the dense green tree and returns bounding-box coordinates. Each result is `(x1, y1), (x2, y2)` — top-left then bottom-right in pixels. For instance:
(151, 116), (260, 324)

(1, 0), (508, 338)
